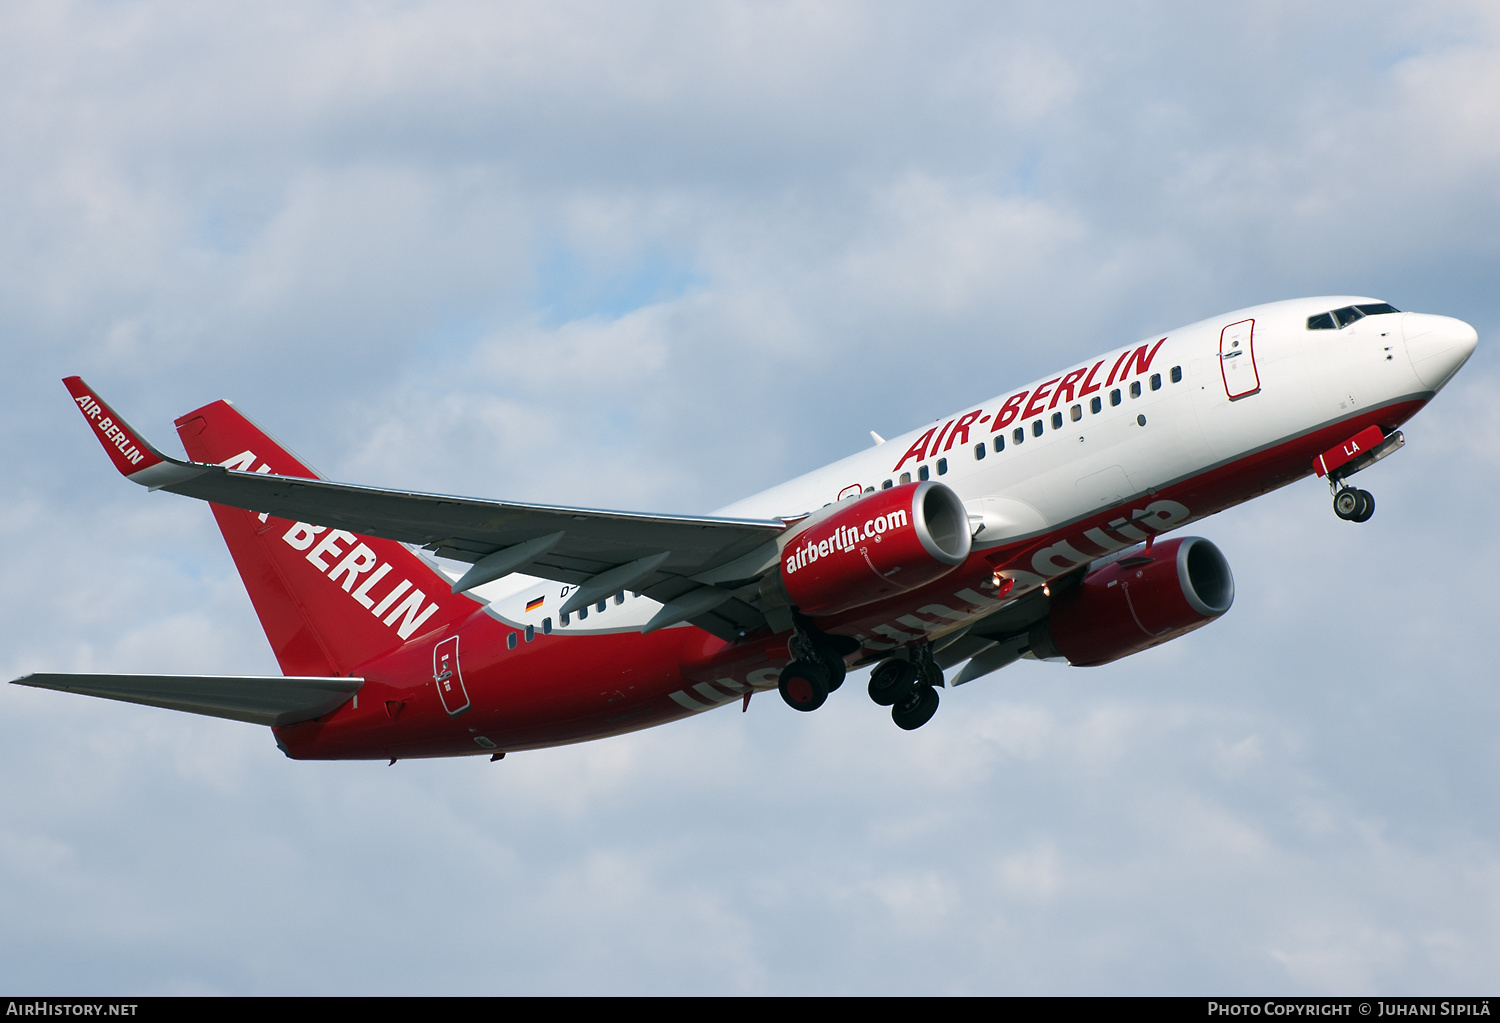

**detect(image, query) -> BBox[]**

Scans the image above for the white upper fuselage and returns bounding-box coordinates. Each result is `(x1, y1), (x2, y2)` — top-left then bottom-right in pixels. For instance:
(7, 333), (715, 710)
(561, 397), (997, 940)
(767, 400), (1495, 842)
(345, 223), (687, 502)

(720, 295), (1473, 525)
(478, 296), (1476, 631)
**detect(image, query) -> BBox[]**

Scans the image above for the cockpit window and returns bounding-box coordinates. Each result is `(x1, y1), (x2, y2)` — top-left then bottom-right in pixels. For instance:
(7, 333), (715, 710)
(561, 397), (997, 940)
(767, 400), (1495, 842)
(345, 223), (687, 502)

(1307, 302), (1400, 330)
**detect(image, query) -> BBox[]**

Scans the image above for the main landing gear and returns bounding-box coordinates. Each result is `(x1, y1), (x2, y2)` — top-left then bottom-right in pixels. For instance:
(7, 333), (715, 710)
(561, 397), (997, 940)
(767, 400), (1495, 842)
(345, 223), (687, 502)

(1333, 486), (1375, 523)
(777, 619), (850, 713)
(867, 644), (942, 731)
(775, 617), (940, 731)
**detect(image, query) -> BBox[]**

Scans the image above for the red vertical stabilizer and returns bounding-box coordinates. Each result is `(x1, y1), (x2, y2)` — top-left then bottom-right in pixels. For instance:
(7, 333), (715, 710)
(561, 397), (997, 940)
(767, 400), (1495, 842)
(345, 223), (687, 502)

(174, 401), (478, 677)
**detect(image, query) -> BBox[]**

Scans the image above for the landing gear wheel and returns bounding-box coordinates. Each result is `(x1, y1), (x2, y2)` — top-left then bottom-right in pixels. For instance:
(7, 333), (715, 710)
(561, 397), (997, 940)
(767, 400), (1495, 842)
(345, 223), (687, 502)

(868, 659), (917, 707)
(1351, 489), (1375, 523)
(1334, 487), (1376, 522)
(1334, 488), (1360, 520)
(819, 649), (848, 692)
(892, 684), (939, 731)
(778, 660), (830, 712)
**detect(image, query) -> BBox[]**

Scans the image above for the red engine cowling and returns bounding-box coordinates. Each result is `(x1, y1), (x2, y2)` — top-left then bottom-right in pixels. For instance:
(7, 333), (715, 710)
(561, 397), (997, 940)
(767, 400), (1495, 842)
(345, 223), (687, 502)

(779, 481), (972, 616)
(1029, 536), (1234, 666)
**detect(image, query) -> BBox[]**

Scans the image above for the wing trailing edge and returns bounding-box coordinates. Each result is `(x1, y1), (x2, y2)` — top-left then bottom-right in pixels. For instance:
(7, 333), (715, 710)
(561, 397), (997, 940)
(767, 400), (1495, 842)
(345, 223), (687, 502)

(63, 377), (793, 640)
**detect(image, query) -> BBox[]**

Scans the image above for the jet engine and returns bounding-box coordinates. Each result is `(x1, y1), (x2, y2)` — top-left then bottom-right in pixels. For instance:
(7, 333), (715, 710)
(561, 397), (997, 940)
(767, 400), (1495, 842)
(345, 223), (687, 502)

(778, 481), (971, 616)
(1027, 536), (1234, 666)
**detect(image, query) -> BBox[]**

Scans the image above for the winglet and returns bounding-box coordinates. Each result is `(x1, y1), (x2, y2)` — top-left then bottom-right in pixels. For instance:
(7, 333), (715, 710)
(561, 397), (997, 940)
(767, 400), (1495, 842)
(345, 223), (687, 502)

(63, 377), (203, 489)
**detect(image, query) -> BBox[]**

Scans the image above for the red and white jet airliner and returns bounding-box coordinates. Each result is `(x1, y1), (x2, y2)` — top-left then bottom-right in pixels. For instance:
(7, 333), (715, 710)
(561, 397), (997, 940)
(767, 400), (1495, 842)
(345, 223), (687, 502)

(15, 296), (1477, 759)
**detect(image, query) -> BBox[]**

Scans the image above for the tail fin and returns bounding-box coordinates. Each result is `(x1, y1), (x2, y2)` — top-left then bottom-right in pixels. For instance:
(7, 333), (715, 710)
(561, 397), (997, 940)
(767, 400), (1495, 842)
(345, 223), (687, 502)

(174, 400), (477, 676)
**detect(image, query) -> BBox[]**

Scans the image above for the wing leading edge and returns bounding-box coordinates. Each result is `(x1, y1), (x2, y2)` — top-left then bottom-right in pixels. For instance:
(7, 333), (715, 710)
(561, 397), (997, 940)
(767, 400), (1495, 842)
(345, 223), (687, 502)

(63, 377), (790, 640)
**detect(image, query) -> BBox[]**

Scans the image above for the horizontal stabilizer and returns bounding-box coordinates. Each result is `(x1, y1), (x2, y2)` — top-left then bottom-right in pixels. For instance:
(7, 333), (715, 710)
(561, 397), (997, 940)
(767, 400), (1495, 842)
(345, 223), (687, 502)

(11, 673), (363, 727)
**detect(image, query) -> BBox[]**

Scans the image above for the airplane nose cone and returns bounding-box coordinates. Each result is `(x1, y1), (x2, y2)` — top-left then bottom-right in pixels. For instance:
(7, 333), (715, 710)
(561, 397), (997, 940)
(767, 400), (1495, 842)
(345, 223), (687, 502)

(1403, 312), (1478, 391)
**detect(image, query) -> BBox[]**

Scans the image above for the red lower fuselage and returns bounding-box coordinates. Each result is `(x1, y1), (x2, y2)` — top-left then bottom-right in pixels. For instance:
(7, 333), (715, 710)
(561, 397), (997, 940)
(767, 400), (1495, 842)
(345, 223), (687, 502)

(274, 397), (1426, 760)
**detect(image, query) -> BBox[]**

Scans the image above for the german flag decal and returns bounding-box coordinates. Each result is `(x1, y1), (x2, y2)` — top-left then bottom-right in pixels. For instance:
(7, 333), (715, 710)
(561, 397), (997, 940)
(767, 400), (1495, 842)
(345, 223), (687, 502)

(525, 595), (545, 612)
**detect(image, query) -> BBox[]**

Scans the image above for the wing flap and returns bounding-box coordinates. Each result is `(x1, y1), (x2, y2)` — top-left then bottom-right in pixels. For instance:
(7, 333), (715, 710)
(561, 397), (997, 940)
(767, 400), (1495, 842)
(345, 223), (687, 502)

(162, 469), (783, 576)
(12, 673), (363, 727)
(64, 377), (790, 596)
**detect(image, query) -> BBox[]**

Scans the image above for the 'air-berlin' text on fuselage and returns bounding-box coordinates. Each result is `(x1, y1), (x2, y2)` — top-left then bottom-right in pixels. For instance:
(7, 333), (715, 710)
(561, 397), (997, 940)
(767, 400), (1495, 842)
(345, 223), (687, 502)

(891, 338), (1168, 472)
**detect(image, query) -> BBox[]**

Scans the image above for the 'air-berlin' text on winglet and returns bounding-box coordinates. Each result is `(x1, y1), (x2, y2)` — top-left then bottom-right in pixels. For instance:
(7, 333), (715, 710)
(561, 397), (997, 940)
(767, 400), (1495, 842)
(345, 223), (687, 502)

(63, 377), (204, 490)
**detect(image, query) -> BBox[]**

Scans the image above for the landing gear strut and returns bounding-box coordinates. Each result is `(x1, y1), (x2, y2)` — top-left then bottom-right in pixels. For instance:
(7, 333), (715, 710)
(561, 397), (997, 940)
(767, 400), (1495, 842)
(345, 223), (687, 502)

(869, 643), (942, 730)
(1333, 486), (1375, 523)
(777, 615), (852, 713)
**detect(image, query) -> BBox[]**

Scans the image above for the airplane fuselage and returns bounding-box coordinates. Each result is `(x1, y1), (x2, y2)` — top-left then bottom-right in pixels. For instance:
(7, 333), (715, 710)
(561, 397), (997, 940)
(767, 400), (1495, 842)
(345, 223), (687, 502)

(266, 295), (1476, 760)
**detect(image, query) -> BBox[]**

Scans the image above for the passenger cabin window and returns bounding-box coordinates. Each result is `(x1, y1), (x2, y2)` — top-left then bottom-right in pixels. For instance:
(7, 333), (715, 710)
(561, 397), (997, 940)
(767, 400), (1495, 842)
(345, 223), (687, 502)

(974, 442), (986, 460)
(1032, 419), (1043, 437)
(596, 600), (607, 612)
(1070, 404), (1082, 422)
(899, 472), (911, 484)
(882, 479), (893, 489)
(542, 617), (553, 634)
(578, 606), (588, 620)
(1171, 365), (1182, 383)
(1110, 389), (1122, 406)
(525, 624), (535, 642)
(864, 485), (875, 493)
(1130, 381), (1142, 398)
(1051, 411), (1063, 430)
(994, 434), (1005, 453)
(1150, 373), (1161, 391)
(1090, 396), (1102, 414)
(560, 611), (570, 626)
(1012, 427), (1024, 445)
(918, 465), (930, 481)
(507, 633), (518, 650)
(936, 458), (948, 475)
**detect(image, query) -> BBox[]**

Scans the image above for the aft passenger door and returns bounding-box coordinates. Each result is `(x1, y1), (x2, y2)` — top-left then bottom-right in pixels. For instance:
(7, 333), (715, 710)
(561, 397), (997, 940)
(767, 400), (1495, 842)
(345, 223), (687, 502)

(433, 635), (470, 716)
(1219, 319), (1261, 400)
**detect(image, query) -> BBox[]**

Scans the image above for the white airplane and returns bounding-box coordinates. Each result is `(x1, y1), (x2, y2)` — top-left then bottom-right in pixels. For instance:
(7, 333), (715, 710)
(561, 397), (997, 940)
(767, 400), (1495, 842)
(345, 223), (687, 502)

(14, 296), (1477, 760)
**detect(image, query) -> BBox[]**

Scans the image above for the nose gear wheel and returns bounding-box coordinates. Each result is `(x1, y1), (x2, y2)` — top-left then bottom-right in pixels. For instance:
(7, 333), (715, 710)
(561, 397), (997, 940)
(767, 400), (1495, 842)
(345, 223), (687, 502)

(1333, 487), (1375, 523)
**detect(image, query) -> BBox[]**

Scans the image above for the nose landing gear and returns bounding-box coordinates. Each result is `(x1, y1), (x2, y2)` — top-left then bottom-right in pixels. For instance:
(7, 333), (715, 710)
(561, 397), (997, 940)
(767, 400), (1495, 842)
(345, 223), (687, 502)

(1317, 427), (1402, 524)
(1333, 486), (1375, 523)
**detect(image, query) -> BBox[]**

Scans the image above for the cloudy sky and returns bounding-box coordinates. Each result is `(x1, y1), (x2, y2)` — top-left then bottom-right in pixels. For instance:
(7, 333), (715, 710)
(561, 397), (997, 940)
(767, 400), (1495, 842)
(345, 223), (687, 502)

(3, 0), (1498, 995)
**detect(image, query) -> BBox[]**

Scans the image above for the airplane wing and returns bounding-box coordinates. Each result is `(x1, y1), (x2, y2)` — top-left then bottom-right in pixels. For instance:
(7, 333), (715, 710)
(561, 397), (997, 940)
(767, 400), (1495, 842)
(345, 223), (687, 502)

(64, 377), (790, 639)
(12, 673), (362, 727)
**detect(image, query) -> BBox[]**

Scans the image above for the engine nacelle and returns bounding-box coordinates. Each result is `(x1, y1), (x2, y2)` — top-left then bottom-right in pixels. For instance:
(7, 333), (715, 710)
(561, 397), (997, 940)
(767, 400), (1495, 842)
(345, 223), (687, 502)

(779, 481), (972, 616)
(1028, 536), (1234, 666)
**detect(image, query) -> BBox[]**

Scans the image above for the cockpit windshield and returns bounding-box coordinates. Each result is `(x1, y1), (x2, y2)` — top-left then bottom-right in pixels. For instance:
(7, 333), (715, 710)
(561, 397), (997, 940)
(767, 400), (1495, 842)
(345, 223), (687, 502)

(1307, 303), (1400, 330)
